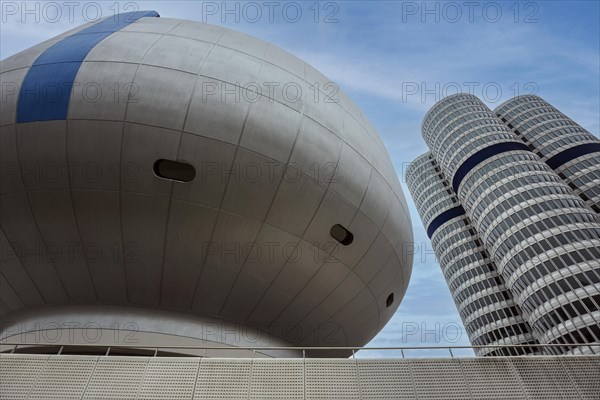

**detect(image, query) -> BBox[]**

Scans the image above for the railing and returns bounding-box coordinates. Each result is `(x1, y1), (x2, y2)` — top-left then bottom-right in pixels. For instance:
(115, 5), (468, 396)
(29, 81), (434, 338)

(1, 342), (599, 358)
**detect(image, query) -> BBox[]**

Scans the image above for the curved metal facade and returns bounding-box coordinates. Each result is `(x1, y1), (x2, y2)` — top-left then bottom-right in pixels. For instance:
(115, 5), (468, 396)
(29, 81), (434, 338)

(495, 95), (600, 212)
(0, 12), (413, 354)
(418, 93), (600, 355)
(406, 154), (538, 356)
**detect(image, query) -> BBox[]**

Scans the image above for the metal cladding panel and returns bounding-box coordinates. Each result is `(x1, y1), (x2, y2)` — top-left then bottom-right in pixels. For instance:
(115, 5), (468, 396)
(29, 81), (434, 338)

(163, 200), (218, 264)
(85, 31), (162, 63)
(237, 223), (300, 284)
(83, 357), (148, 400)
(332, 210), (379, 268)
(0, 125), (22, 194)
(121, 191), (170, 258)
(220, 274), (269, 322)
(342, 110), (373, 163)
(220, 148), (285, 222)
(201, 45), (263, 84)
(266, 170), (327, 237)
(183, 75), (253, 145)
(172, 132), (238, 208)
(141, 35), (213, 74)
(0, 354), (50, 399)
(256, 62), (305, 112)
(239, 96), (302, 163)
(194, 359), (252, 399)
(0, 228), (44, 308)
(305, 359), (360, 399)
(125, 65), (197, 131)
(297, 257), (350, 306)
(0, 260), (27, 310)
(72, 189), (127, 303)
(511, 358), (581, 399)
(409, 359), (471, 399)
(263, 44), (305, 80)
(28, 189), (96, 302)
(68, 61), (139, 121)
(247, 285), (296, 327)
(458, 358), (525, 399)
(353, 232), (394, 283)
(297, 307), (339, 345)
(357, 359), (415, 399)
(16, 121), (69, 191)
(320, 270), (365, 316)
(160, 259), (203, 308)
(203, 211), (263, 274)
(0, 69), (28, 126)
(359, 170), (392, 229)
(66, 120), (123, 191)
(1, 16), (412, 350)
(191, 267), (237, 315)
(0, 192), (69, 303)
(330, 143), (372, 208)
(559, 357), (600, 398)
(272, 239), (328, 294)
(303, 190), (356, 253)
(167, 20), (225, 43)
(119, 16), (181, 34)
(218, 28), (269, 58)
(138, 358), (200, 399)
(29, 355), (98, 399)
(249, 359), (304, 400)
(288, 117), (343, 187)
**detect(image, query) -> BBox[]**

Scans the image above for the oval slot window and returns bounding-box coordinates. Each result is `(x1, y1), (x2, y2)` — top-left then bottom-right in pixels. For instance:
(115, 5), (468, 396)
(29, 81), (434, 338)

(153, 159), (196, 182)
(386, 293), (394, 308)
(330, 224), (354, 246)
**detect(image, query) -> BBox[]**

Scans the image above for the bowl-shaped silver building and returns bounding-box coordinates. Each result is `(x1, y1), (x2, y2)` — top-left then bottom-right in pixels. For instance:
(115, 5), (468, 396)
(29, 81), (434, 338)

(0, 11), (412, 356)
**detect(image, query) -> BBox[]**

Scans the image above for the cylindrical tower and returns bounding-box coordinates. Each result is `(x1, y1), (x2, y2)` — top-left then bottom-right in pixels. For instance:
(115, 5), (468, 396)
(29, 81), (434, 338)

(495, 95), (600, 212)
(422, 93), (600, 355)
(406, 153), (538, 356)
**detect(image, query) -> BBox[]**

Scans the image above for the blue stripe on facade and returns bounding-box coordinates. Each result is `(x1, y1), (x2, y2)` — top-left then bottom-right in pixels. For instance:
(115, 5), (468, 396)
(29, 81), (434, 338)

(16, 10), (159, 123)
(426, 205), (466, 238)
(546, 143), (600, 169)
(451, 142), (531, 192)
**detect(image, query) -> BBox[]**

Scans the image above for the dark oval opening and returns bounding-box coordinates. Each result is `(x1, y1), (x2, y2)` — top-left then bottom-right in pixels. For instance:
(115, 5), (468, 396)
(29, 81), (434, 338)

(386, 293), (394, 308)
(330, 224), (354, 246)
(153, 159), (196, 182)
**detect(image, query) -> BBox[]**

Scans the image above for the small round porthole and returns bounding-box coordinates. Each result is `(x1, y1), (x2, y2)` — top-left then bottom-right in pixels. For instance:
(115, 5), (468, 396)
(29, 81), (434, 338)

(386, 293), (394, 308)
(153, 159), (196, 182)
(330, 224), (354, 246)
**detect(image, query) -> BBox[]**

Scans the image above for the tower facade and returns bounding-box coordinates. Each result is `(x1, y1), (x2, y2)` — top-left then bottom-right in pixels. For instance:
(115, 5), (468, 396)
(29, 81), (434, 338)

(409, 93), (600, 355)
(495, 95), (600, 212)
(406, 154), (538, 356)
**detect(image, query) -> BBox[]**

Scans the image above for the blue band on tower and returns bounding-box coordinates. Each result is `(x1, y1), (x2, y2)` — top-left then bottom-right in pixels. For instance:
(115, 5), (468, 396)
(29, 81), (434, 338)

(426, 205), (466, 238)
(546, 143), (600, 169)
(451, 142), (531, 192)
(16, 11), (159, 123)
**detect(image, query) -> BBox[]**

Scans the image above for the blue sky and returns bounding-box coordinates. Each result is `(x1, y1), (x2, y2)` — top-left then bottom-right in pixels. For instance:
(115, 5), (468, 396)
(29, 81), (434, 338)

(2, 1), (599, 357)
